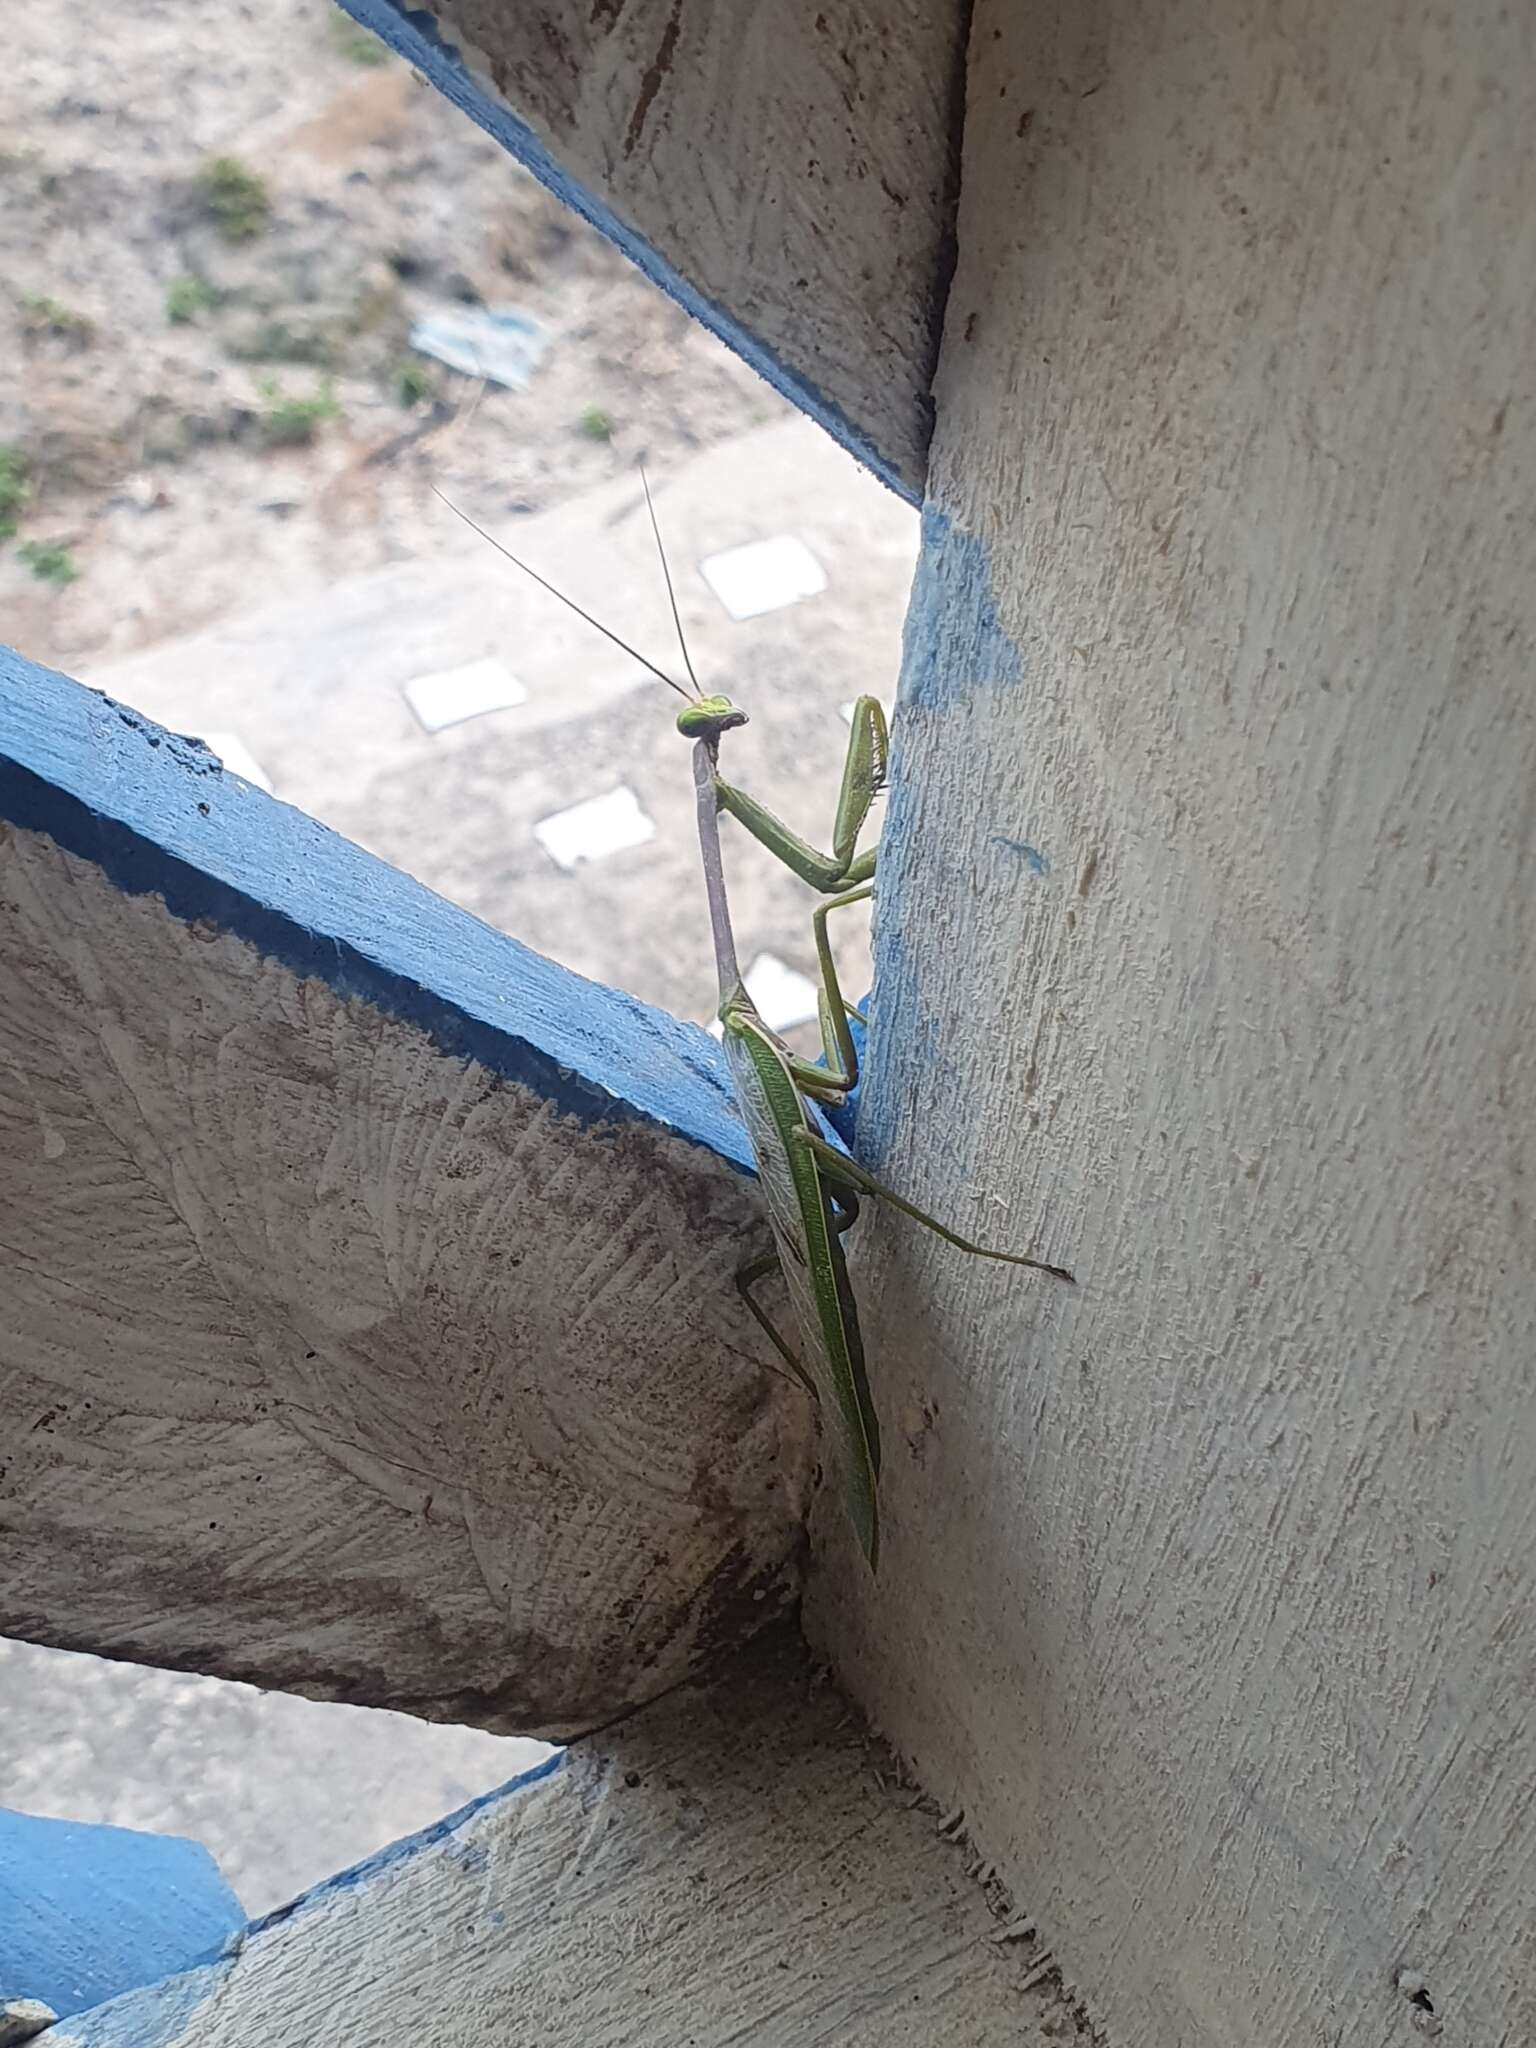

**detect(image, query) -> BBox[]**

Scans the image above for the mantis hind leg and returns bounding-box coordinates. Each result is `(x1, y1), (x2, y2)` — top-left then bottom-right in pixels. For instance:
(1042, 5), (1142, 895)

(734, 1187), (860, 1397)
(801, 1132), (1076, 1284)
(735, 1251), (818, 1400)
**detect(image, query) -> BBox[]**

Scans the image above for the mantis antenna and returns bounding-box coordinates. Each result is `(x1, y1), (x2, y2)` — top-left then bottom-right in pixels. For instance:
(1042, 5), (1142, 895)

(637, 463), (704, 698)
(428, 482), (695, 703)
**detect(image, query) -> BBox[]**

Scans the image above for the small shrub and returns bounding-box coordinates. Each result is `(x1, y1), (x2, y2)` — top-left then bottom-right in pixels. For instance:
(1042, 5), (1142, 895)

(330, 9), (390, 64)
(20, 293), (94, 341)
(195, 156), (271, 243)
(166, 274), (219, 324)
(18, 539), (79, 586)
(257, 376), (339, 447)
(395, 359), (435, 409)
(0, 447), (30, 539)
(229, 319), (342, 368)
(577, 405), (615, 443)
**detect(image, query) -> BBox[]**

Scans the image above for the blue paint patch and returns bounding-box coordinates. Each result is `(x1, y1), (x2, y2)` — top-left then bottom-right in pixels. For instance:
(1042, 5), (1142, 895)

(0, 651), (754, 1175)
(337, 0), (914, 501)
(860, 509), (1027, 1157)
(34, 1952), (238, 2048)
(897, 505), (1023, 715)
(0, 1808), (243, 2019)
(991, 836), (1049, 874)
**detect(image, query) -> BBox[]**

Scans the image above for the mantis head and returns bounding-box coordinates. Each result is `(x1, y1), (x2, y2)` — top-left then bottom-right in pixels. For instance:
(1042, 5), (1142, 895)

(676, 694), (749, 741)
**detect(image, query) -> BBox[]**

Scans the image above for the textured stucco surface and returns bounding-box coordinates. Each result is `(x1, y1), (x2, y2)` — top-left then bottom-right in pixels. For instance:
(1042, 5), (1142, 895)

(812, 4), (1535, 2045)
(49, 1632), (1098, 2048)
(0, 667), (815, 1738)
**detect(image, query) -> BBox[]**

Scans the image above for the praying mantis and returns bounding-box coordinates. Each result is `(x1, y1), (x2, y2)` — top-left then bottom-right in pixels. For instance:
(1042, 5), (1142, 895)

(437, 477), (1074, 1571)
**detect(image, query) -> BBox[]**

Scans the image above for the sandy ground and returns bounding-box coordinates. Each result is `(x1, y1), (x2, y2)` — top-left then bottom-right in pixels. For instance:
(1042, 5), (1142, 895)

(1, 0), (917, 1922)
(0, 0), (785, 673)
(87, 417), (917, 1037)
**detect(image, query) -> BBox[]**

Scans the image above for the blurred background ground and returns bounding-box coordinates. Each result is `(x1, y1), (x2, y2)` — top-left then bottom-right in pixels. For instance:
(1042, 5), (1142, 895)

(0, 0), (917, 1915)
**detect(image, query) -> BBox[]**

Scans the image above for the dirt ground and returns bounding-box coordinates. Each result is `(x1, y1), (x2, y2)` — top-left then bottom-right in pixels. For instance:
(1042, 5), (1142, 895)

(1, 0), (918, 1925)
(0, 0), (786, 673)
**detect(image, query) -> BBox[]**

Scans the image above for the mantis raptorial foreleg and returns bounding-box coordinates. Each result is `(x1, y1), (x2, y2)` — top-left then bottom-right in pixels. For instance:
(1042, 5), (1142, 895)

(705, 708), (883, 1090)
(713, 695), (886, 894)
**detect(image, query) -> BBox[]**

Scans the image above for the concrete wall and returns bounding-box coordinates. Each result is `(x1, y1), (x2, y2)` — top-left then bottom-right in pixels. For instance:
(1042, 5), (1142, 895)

(815, 4), (1535, 2044)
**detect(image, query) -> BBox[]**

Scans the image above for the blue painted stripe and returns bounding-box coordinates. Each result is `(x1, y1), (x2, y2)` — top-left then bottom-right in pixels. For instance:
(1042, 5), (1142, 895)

(899, 504), (1024, 713)
(338, 0), (915, 502)
(0, 649), (754, 1174)
(862, 507), (1031, 1153)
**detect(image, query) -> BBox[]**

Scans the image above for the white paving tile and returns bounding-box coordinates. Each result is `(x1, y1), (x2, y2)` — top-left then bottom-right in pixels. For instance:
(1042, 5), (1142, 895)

(699, 535), (828, 620)
(402, 656), (528, 733)
(200, 731), (273, 793)
(534, 785), (656, 871)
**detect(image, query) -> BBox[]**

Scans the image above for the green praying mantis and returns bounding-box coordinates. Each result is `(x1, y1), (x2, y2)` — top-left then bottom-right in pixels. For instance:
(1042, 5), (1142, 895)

(437, 477), (1074, 1571)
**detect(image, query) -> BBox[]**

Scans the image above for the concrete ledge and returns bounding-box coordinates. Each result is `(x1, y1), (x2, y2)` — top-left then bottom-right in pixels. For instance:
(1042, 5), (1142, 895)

(0, 651), (813, 1738)
(47, 1631), (1092, 2048)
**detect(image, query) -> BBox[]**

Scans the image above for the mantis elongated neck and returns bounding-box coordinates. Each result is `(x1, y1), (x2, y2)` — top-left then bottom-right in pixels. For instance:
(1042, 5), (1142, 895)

(692, 738), (741, 1005)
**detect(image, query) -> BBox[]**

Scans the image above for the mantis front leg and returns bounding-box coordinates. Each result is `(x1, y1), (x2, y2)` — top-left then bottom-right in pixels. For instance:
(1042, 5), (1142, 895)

(713, 695), (887, 893)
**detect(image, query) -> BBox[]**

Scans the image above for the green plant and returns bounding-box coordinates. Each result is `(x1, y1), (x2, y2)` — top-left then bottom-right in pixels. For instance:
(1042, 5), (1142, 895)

(165, 274), (219, 324)
(395, 359), (435, 409)
(257, 376), (340, 447)
(577, 405), (615, 443)
(20, 293), (94, 341)
(229, 320), (341, 368)
(330, 8), (390, 64)
(18, 539), (79, 586)
(195, 156), (271, 243)
(0, 447), (30, 539)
